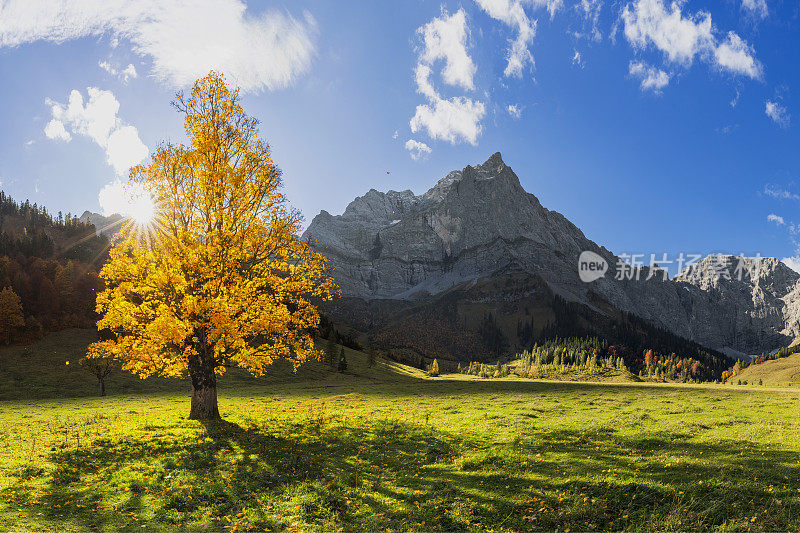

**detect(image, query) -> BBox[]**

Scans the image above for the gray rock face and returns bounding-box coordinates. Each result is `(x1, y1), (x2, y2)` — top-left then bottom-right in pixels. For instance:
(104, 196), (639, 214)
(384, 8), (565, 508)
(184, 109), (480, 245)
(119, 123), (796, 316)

(79, 211), (124, 239)
(304, 152), (800, 355)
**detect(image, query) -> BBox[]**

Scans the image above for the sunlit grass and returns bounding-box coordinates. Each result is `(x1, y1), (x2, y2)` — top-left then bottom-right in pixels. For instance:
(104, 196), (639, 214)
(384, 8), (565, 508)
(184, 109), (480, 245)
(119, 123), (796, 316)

(1, 332), (800, 531)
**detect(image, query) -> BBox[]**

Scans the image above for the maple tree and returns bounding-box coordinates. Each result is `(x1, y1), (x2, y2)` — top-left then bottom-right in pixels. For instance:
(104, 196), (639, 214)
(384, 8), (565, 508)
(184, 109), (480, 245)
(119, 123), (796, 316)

(81, 341), (117, 397)
(94, 72), (335, 419)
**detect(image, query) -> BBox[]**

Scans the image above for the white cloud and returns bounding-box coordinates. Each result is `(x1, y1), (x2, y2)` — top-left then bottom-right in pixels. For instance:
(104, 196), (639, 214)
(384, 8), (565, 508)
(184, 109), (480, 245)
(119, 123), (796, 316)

(768, 214), (785, 225)
(528, 0), (564, 18)
(46, 88), (118, 147)
(98, 60), (114, 74)
(0, 0), (317, 93)
(44, 87), (148, 175)
(392, 130), (399, 140)
(782, 256), (800, 274)
(120, 63), (137, 82)
(730, 89), (740, 108)
(621, 0), (761, 81)
(507, 104), (523, 118)
(44, 118), (71, 141)
(741, 0), (768, 19)
(417, 9), (476, 90)
(622, 0), (713, 64)
(404, 139), (432, 161)
(629, 61), (670, 92)
(414, 64), (439, 101)
(764, 185), (800, 201)
(572, 49), (584, 67)
(714, 32), (761, 79)
(106, 125), (148, 176)
(474, 0), (537, 78)
(765, 100), (790, 128)
(410, 11), (486, 146)
(100, 60), (138, 83)
(410, 93), (486, 145)
(576, 0), (603, 42)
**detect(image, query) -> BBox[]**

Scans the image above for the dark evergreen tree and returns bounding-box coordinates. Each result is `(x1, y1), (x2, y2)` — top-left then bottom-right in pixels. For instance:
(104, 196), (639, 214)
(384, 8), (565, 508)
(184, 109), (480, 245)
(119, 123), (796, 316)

(325, 337), (337, 367)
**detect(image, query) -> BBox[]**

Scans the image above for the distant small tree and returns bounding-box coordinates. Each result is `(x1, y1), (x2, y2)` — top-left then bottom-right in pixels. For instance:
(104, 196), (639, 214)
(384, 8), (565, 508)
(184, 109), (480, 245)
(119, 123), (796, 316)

(418, 355), (426, 370)
(337, 347), (347, 372)
(325, 337), (338, 368)
(81, 341), (117, 396)
(0, 287), (24, 345)
(24, 316), (44, 341)
(428, 358), (440, 377)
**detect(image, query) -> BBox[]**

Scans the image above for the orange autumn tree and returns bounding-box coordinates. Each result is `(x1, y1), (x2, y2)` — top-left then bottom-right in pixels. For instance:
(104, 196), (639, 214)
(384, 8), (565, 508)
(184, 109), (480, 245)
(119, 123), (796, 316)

(94, 72), (335, 420)
(0, 287), (24, 345)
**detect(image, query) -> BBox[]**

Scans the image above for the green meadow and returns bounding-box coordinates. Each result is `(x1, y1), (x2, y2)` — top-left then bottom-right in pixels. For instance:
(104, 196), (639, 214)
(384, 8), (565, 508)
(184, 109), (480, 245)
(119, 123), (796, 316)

(2, 331), (800, 531)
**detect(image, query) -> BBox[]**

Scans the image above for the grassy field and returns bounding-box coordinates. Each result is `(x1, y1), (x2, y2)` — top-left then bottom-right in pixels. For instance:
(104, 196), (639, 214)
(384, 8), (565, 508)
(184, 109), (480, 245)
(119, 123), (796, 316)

(2, 332), (800, 531)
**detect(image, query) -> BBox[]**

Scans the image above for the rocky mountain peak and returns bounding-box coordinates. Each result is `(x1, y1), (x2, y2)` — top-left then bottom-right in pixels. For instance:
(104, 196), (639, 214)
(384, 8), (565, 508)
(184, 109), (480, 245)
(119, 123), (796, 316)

(340, 188), (418, 224)
(422, 170), (462, 203)
(305, 153), (800, 355)
(476, 151), (506, 173)
(79, 211), (124, 239)
(419, 152), (520, 204)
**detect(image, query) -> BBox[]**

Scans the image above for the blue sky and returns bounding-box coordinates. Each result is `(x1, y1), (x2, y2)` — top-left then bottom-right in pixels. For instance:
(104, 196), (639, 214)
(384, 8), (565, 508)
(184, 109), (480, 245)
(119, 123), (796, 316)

(0, 0), (798, 270)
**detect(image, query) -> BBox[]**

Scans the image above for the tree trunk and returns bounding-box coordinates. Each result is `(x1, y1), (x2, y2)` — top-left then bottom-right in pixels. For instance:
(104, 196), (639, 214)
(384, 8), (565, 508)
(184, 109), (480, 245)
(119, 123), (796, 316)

(99, 377), (106, 397)
(188, 351), (221, 420)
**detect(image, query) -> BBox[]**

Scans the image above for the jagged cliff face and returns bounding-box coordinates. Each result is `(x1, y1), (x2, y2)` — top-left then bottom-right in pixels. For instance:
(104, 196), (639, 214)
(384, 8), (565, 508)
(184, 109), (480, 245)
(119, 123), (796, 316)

(304, 153), (800, 356)
(611, 255), (800, 356)
(306, 153), (606, 299)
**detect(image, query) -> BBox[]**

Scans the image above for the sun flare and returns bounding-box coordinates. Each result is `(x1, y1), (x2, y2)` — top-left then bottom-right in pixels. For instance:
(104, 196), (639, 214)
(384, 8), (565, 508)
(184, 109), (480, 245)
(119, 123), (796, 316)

(128, 192), (156, 225)
(99, 180), (156, 227)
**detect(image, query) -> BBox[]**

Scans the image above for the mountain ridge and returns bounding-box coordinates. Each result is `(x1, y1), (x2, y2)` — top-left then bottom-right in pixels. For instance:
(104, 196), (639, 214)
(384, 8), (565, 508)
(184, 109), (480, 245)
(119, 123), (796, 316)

(78, 211), (124, 239)
(304, 152), (800, 357)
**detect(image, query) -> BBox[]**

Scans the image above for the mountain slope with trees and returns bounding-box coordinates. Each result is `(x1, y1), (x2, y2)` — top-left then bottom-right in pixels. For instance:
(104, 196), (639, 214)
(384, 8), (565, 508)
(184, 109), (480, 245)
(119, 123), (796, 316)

(0, 191), (108, 343)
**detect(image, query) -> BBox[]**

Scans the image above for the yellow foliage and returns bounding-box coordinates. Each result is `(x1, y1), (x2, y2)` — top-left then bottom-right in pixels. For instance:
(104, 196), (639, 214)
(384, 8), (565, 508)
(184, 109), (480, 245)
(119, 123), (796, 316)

(83, 340), (116, 372)
(96, 71), (335, 381)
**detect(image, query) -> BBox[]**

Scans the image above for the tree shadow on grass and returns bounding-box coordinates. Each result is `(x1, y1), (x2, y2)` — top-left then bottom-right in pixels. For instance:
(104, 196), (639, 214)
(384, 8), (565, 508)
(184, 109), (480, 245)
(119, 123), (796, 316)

(3, 417), (800, 531)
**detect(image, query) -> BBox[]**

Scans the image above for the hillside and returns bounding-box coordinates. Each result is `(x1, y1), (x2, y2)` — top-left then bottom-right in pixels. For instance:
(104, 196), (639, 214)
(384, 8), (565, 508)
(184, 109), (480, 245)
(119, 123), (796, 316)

(347, 271), (731, 380)
(0, 192), (113, 342)
(0, 329), (425, 400)
(729, 353), (800, 386)
(0, 192), (109, 265)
